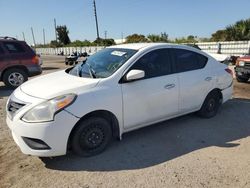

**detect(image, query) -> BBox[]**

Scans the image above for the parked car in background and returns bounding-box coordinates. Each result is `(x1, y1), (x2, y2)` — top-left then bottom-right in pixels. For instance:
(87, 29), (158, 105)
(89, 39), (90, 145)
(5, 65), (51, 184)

(235, 55), (250, 83)
(6, 43), (233, 157)
(0, 37), (42, 88)
(186, 44), (232, 64)
(65, 52), (88, 65)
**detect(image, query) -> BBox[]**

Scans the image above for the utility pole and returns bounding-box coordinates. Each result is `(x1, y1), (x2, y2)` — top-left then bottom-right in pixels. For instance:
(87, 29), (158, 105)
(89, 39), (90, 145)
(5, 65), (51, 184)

(121, 32), (124, 43)
(93, 0), (100, 40)
(31, 27), (36, 48)
(22, 32), (26, 41)
(43, 28), (46, 46)
(54, 18), (57, 42)
(104, 30), (107, 39)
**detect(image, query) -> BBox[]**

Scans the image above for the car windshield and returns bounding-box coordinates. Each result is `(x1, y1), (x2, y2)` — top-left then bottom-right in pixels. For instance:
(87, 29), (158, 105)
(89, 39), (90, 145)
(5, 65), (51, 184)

(68, 48), (137, 78)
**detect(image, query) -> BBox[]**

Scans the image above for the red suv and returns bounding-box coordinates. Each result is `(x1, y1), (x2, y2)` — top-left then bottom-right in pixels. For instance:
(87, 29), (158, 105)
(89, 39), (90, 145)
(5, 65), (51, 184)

(0, 37), (42, 88)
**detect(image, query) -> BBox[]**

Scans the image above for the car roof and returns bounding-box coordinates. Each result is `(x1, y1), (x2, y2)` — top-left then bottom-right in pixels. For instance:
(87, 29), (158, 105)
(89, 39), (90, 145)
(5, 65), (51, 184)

(108, 42), (198, 51)
(109, 43), (177, 50)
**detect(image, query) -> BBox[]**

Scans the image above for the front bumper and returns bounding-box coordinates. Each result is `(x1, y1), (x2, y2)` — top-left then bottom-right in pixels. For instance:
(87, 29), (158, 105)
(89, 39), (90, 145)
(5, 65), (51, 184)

(6, 110), (79, 157)
(6, 88), (79, 157)
(234, 66), (250, 75)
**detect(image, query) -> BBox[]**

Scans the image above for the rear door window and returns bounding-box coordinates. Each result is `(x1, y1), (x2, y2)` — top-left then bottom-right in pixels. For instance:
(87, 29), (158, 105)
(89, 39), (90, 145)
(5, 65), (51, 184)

(3, 42), (25, 54)
(171, 49), (208, 73)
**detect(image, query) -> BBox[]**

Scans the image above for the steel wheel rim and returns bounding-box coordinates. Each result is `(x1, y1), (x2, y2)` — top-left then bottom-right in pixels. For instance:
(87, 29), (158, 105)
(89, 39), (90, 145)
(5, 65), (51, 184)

(80, 126), (105, 149)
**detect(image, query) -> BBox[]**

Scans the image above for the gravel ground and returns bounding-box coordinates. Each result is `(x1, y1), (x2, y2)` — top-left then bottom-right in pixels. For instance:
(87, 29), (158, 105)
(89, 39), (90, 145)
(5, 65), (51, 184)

(0, 56), (250, 188)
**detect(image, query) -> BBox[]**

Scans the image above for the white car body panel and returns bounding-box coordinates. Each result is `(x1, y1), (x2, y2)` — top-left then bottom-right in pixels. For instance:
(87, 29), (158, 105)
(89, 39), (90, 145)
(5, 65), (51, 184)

(6, 43), (233, 156)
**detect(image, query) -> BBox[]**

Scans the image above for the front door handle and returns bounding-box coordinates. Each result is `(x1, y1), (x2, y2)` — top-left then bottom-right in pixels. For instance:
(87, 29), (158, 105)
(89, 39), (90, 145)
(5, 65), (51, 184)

(164, 84), (175, 89)
(205, 77), (212, 81)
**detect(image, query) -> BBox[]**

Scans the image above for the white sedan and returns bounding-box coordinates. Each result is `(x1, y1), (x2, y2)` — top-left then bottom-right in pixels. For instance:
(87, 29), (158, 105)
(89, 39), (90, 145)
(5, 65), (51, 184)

(6, 43), (233, 157)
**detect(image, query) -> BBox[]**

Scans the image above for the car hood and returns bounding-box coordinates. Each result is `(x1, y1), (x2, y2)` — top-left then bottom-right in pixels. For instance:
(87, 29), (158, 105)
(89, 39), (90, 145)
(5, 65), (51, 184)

(20, 70), (100, 99)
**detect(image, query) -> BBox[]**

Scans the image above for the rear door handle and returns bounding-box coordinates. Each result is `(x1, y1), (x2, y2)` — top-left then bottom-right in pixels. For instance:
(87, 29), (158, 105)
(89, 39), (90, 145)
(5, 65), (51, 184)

(164, 84), (175, 89)
(205, 77), (212, 81)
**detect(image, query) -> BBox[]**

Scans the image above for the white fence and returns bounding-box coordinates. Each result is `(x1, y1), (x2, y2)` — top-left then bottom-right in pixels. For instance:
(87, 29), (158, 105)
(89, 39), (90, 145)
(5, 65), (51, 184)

(36, 41), (250, 56)
(196, 41), (250, 55)
(36, 46), (105, 55)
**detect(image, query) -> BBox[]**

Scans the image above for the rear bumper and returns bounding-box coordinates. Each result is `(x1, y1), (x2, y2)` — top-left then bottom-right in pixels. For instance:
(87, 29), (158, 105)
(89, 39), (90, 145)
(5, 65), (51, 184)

(221, 84), (233, 103)
(27, 65), (42, 77)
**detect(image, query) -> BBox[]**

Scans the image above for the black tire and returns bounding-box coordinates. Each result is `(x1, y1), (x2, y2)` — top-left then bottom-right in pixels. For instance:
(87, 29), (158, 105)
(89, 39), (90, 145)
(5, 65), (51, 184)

(3, 68), (28, 89)
(198, 91), (221, 118)
(236, 75), (249, 83)
(65, 61), (69, 65)
(71, 117), (112, 157)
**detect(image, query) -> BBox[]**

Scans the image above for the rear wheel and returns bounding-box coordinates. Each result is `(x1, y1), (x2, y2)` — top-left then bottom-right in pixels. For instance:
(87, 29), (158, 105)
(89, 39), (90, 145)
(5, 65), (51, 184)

(198, 91), (221, 118)
(71, 117), (112, 157)
(3, 68), (28, 89)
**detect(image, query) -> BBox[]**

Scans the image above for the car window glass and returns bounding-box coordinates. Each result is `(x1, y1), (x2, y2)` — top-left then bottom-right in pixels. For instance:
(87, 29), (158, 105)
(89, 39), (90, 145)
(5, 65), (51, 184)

(173, 49), (207, 72)
(0, 45), (4, 55)
(130, 49), (172, 79)
(3, 42), (25, 53)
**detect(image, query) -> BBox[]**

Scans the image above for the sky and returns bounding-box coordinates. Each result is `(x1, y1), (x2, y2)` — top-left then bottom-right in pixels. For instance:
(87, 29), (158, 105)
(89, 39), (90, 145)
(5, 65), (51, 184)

(0, 0), (250, 45)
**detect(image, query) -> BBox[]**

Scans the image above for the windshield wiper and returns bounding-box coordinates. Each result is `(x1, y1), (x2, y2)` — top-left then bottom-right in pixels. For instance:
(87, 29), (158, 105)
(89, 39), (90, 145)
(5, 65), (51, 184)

(85, 62), (96, 78)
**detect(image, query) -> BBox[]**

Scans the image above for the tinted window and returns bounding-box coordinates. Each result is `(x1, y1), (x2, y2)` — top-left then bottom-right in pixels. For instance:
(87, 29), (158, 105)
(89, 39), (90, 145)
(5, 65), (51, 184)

(0, 45), (4, 55)
(130, 49), (172, 79)
(173, 49), (207, 72)
(3, 42), (25, 53)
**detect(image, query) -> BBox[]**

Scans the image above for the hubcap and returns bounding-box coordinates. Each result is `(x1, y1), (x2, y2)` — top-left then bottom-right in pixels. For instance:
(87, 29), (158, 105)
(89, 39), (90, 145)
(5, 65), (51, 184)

(8, 72), (24, 86)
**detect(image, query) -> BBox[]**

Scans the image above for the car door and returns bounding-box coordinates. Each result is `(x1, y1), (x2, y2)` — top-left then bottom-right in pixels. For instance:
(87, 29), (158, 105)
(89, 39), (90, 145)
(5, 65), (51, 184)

(170, 48), (212, 113)
(0, 44), (8, 75)
(121, 48), (179, 130)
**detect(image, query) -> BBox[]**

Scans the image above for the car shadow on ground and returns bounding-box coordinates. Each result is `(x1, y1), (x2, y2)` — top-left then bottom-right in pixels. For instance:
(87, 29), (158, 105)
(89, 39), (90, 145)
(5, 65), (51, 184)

(42, 98), (250, 172)
(42, 67), (60, 71)
(0, 86), (13, 98)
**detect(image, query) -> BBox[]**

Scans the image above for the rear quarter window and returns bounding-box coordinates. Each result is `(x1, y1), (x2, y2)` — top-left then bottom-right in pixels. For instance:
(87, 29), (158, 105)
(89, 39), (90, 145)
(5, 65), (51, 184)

(172, 49), (208, 73)
(3, 42), (25, 54)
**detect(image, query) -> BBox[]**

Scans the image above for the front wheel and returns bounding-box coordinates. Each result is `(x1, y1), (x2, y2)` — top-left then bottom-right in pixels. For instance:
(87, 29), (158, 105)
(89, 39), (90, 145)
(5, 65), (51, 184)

(71, 117), (112, 157)
(3, 68), (28, 89)
(197, 91), (221, 118)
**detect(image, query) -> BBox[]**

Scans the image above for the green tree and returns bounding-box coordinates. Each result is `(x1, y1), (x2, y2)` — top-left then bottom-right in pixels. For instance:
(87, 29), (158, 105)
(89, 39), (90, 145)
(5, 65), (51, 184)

(211, 18), (250, 41)
(147, 32), (169, 42)
(93, 38), (115, 46)
(56, 25), (71, 45)
(126, 34), (149, 43)
(50, 40), (61, 47)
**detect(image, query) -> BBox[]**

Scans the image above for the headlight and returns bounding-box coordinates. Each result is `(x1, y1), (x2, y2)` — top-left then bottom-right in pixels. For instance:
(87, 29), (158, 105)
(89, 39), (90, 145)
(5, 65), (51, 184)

(239, 61), (245, 66)
(22, 94), (77, 123)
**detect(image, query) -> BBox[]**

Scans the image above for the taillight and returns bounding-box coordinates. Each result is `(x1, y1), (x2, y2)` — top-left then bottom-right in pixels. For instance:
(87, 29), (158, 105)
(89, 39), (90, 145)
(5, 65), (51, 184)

(225, 68), (233, 77)
(32, 55), (39, 64)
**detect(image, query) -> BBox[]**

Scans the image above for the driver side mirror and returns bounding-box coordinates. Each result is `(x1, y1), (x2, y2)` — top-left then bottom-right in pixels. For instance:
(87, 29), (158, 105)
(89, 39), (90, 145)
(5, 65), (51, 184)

(125, 69), (145, 82)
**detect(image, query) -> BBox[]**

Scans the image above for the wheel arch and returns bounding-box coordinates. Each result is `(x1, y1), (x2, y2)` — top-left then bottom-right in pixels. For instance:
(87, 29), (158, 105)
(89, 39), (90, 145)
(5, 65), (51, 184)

(67, 110), (120, 150)
(1, 65), (29, 81)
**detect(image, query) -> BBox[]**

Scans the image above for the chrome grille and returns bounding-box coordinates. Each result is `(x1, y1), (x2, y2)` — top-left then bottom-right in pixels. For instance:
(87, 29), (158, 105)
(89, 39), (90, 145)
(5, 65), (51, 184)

(245, 62), (250, 68)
